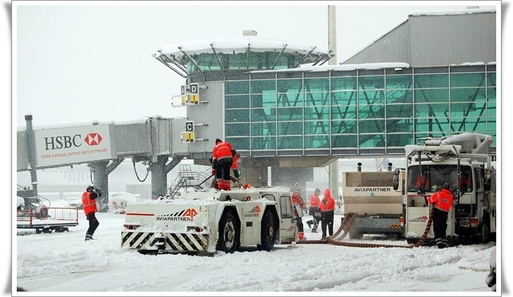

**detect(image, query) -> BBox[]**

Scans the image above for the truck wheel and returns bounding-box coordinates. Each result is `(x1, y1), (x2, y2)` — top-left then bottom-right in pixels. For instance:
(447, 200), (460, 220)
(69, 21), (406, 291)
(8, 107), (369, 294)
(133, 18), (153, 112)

(217, 211), (239, 253)
(481, 216), (490, 244)
(258, 210), (276, 251)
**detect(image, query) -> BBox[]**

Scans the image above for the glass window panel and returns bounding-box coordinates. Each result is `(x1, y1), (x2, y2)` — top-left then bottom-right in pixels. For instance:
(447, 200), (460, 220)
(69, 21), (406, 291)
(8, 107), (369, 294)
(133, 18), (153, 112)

(277, 92), (303, 106)
(358, 105), (385, 119)
(252, 93), (277, 108)
(332, 91), (356, 105)
(487, 87), (496, 99)
(415, 103), (450, 117)
(225, 137), (249, 150)
(386, 133), (414, 147)
(358, 76), (384, 90)
(278, 121), (303, 135)
(277, 107), (303, 121)
(305, 121), (330, 134)
(251, 107), (276, 121)
(305, 135), (330, 148)
(251, 80), (276, 94)
(414, 89), (449, 103)
(386, 120), (413, 133)
(414, 74), (449, 88)
(305, 107), (330, 120)
(331, 120), (357, 135)
(332, 134), (357, 148)
(305, 78), (329, 92)
(450, 87), (486, 102)
(226, 81), (249, 94)
(358, 90), (385, 104)
(386, 104), (414, 118)
(331, 77), (357, 91)
(277, 79), (303, 93)
(359, 134), (386, 147)
(226, 95), (249, 108)
(331, 105), (357, 120)
(386, 89), (413, 104)
(225, 123), (249, 137)
(386, 74), (413, 89)
(251, 122), (276, 136)
(225, 109), (249, 122)
(305, 91), (329, 106)
(277, 136), (302, 149)
(450, 73), (486, 87)
(487, 72), (496, 86)
(359, 119), (384, 133)
(251, 136), (276, 150)
(415, 120), (451, 133)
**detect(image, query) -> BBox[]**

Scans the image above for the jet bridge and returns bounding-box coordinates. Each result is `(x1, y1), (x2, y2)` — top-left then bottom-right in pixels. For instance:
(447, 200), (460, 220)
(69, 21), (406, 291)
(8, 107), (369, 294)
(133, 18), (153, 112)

(17, 115), (189, 212)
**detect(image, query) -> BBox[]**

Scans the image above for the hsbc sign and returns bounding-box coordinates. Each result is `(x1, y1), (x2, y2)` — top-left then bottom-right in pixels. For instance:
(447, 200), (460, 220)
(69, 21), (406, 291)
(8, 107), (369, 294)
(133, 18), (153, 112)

(35, 125), (113, 167)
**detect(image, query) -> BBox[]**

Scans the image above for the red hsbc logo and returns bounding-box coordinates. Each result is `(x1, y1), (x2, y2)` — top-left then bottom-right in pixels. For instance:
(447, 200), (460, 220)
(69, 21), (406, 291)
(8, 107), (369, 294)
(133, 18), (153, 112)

(84, 133), (103, 146)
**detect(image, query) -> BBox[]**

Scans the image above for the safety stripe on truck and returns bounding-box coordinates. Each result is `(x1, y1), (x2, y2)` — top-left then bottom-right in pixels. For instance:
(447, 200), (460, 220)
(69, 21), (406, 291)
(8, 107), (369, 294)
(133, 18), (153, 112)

(121, 231), (209, 253)
(389, 224), (402, 229)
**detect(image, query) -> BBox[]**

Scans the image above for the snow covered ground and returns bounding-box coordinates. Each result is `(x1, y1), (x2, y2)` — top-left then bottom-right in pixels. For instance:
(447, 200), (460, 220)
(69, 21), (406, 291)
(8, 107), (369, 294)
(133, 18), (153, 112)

(14, 199), (498, 296)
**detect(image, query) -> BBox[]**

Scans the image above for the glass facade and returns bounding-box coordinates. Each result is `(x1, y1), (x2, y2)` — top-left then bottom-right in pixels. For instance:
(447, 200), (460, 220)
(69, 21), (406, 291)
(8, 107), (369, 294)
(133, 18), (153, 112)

(223, 64), (496, 155)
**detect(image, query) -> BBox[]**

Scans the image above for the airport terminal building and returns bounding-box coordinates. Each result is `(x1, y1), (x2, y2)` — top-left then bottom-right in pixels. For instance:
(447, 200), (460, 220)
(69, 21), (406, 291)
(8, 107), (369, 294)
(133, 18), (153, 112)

(156, 9), (496, 162)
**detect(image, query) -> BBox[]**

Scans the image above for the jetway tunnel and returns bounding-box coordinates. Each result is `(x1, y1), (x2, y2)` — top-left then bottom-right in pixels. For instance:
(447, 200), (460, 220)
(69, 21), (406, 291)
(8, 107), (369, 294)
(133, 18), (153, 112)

(17, 114), (191, 212)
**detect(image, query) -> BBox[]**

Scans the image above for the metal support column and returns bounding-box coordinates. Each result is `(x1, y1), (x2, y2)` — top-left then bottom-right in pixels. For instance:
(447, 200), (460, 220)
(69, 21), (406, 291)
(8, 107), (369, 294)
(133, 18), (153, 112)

(91, 161), (109, 212)
(25, 115), (38, 196)
(151, 155), (170, 198)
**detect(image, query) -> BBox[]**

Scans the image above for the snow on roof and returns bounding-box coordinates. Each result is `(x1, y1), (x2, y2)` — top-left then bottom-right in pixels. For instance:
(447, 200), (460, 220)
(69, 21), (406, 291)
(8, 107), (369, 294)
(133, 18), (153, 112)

(156, 36), (330, 57)
(409, 8), (496, 17)
(250, 62), (411, 73)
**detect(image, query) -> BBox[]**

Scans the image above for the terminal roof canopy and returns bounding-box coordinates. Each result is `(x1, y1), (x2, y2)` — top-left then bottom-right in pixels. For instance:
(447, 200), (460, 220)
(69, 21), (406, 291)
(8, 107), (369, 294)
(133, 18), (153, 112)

(153, 37), (334, 76)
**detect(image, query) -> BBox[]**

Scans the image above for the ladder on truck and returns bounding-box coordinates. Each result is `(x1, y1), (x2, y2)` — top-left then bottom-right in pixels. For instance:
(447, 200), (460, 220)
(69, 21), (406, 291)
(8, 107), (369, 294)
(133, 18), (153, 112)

(168, 164), (212, 198)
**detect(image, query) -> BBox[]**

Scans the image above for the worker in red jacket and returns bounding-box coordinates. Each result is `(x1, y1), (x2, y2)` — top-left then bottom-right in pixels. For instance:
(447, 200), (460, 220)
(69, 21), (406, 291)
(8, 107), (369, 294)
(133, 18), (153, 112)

(306, 188), (321, 233)
(320, 188), (336, 240)
(428, 182), (454, 248)
(82, 185), (101, 241)
(212, 138), (236, 191)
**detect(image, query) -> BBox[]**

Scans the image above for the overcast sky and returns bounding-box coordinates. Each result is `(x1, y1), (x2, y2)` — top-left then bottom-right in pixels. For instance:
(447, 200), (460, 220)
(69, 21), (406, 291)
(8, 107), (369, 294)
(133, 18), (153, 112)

(10, 1), (501, 129)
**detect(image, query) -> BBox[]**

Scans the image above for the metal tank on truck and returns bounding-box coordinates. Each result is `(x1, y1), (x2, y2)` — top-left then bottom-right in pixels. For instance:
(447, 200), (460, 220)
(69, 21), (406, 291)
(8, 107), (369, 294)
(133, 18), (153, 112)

(395, 132), (496, 245)
(342, 162), (404, 240)
(121, 187), (300, 255)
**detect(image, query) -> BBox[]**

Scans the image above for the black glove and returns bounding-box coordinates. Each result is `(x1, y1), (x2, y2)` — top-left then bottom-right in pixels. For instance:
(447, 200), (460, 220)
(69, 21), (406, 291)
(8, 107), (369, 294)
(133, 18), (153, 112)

(95, 188), (102, 197)
(233, 169), (240, 178)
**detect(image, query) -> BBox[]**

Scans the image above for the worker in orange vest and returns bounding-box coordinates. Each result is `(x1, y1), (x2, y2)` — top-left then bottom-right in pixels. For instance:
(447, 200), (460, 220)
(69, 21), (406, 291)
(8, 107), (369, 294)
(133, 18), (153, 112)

(306, 188), (321, 233)
(212, 138), (236, 191)
(82, 185), (101, 241)
(428, 182), (454, 249)
(320, 188), (336, 240)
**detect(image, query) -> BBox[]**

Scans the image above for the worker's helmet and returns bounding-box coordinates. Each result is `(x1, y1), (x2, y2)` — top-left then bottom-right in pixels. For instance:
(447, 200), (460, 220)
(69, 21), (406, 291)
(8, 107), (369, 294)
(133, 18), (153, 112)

(443, 182), (451, 190)
(86, 185), (95, 192)
(215, 138), (222, 144)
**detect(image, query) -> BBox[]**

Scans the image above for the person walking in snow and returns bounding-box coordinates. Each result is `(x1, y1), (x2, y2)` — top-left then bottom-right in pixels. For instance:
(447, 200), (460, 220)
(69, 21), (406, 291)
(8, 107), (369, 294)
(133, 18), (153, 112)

(82, 185), (101, 241)
(428, 182), (454, 248)
(306, 188), (321, 233)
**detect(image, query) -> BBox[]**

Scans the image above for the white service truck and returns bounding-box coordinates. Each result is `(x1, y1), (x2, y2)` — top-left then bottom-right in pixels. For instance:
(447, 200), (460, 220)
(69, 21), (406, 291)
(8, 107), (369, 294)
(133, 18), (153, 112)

(121, 187), (300, 254)
(396, 132), (496, 245)
(342, 163), (404, 239)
